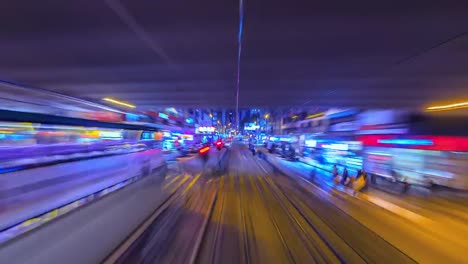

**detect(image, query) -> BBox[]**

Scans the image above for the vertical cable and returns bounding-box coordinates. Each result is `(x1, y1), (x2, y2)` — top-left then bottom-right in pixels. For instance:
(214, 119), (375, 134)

(236, 0), (245, 131)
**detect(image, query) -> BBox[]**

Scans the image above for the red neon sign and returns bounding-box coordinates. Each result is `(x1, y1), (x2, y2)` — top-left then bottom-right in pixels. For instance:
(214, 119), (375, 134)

(359, 135), (468, 152)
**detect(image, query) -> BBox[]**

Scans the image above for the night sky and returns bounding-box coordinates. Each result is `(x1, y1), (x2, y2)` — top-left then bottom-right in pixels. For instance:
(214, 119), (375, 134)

(1, 0), (467, 109)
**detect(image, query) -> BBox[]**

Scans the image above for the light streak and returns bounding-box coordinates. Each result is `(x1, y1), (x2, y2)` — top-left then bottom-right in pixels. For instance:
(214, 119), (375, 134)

(199, 146), (210, 154)
(426, 101), (468, 111)
(104, 0), (170, 62)
(103, 98), (136, 108)
(306, 112), (324, 119)
(378, 139), (434, 146)
(235, 0), (245, 130)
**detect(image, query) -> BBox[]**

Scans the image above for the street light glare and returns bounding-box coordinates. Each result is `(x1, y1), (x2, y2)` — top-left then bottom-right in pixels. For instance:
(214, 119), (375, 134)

(102, 97), (136, 108)
(426, 101), (468, 112)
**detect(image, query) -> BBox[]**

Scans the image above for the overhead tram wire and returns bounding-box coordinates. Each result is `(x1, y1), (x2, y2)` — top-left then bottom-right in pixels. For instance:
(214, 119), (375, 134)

(104, 0), (171, 63)
(104, 0), (182, 108)
(394, 31), (468, 65)
(235, 0), (245, 131)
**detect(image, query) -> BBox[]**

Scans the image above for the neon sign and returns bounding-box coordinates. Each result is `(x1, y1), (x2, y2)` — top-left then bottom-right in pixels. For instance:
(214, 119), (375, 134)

(305, 140), (317, 147)
(378, 139), (434, 146)
(244, 125), (260, 131)
(198, 126), (216, 133)
(182, 134), (194, 140)
(158, 113), (169, 119)
(98, 131), (122, 139)
(359, 135), (468, 151)
(321, 143), (349, 151)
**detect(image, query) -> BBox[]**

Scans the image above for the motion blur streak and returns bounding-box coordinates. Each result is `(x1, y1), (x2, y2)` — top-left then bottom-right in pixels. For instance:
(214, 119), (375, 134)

(102, 97), (136, 108)
(426, 101), (468, 111)
(103, 0), (171, 63)
(1, 1), (468, 263)
(235, 0), (245, 130)
(199, 146), (210, 154)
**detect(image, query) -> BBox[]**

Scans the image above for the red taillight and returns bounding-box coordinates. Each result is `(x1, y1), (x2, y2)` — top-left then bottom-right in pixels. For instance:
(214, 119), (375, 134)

(199, 146), (210, 154)
(216, 141), (222, 146)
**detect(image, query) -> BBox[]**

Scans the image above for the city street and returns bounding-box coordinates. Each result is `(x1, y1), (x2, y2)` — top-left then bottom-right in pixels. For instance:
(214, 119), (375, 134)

(113, 145), (468, 263)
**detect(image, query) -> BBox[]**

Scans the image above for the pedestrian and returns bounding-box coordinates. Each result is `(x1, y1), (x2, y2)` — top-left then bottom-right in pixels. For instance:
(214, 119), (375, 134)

(341, 167), (349, 185)
(332, 164), (338, 177)
(361, 169), (369, 191)
(310, 167), (316, 181)
(249, 143), (256, 156)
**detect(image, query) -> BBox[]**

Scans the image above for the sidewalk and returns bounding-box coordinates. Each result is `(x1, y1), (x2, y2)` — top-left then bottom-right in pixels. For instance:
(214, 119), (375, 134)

(266, 151), (468, 219)
(258, 149), (468, 251)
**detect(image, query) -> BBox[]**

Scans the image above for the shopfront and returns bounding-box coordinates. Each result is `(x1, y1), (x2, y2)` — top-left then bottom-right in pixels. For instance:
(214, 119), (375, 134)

(301, 137), (363, 175)
(359, 135), (468, 189)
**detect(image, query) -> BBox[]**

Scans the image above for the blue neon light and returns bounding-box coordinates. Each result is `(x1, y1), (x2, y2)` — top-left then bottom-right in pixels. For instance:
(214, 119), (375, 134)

(125, 113), (139, 122)
(378, 139), (434, 146)
(158, 113), (168, 119)
(327, 109), (358, 119)
(0, 166), (24, 174)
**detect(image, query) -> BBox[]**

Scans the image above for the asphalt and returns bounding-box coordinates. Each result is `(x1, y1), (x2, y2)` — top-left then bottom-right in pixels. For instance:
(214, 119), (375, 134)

(115, 145), (466, 264)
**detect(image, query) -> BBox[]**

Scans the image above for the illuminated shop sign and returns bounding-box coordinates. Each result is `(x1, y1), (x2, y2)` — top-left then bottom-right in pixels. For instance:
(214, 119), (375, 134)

(345, 141), (363, 151)
(377, 139), (434, 146)
(356, 128), (408, 135)
(98, 131), (122, 139)
(357, 110), (408, 134)
(305, 140), (317, 147)
(158, 113), (169, 119)
(244, 125), (260, 131)
(125, 113), (139, 122)
(197, 126), (216, 133)
(244, 122), (260, 131)
(166, 107), (178, 114)
(329, 121), (357, 132)
(321, 143), (349, 151)
(359, 135), (468, 151)
(182, 134), (194, 140)
(326, 109), (358, 119)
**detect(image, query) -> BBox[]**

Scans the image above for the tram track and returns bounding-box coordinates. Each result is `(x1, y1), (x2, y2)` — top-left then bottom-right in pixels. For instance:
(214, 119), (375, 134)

(105, 171), (218, 263)
(238, 175), (251, 264)
(107, 146), (419, 263)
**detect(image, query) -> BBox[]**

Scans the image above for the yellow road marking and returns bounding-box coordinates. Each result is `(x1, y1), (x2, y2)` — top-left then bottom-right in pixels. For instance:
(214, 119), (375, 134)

(171, 175), (190, 193)
(183, 173), (202, 194)
(163, 175), (180, 190)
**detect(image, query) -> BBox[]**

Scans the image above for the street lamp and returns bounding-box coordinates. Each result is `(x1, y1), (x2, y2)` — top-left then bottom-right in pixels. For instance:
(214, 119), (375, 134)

(264, 113), (270, 134)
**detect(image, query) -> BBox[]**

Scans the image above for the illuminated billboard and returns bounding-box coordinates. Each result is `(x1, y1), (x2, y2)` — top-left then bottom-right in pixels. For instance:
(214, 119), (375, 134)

(196, 126), (216, 134)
